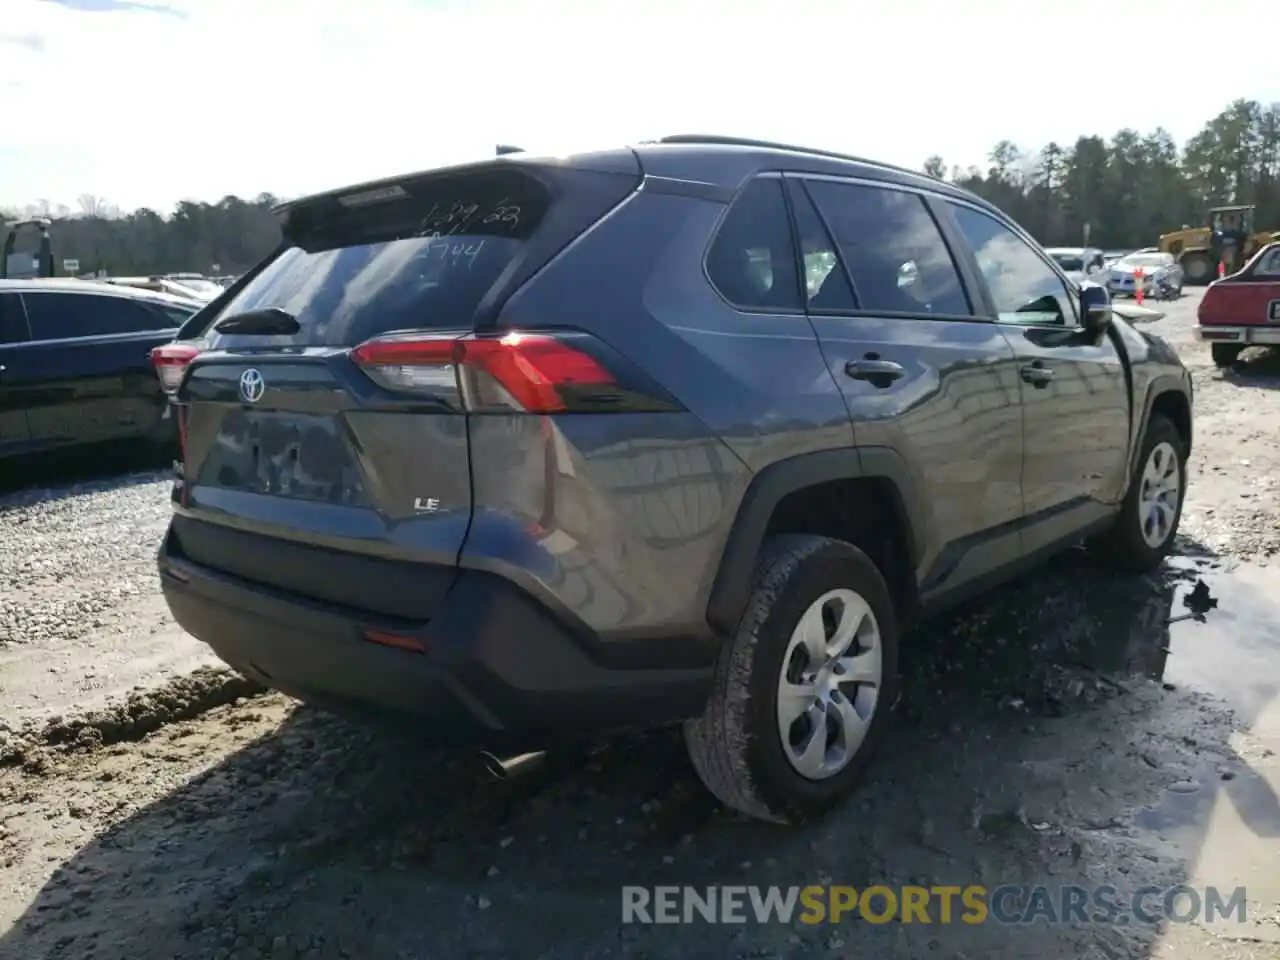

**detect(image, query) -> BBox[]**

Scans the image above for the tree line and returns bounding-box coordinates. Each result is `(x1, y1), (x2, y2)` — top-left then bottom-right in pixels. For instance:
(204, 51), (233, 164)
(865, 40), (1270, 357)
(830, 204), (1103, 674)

(2, 193), (285, 278)
(3, 97), (1279, 277)
(925, 98), (1280, 250)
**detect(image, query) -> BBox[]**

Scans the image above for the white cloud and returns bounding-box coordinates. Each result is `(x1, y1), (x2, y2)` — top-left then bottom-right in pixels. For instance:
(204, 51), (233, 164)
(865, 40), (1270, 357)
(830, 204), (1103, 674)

(2, 0), (1277, 212)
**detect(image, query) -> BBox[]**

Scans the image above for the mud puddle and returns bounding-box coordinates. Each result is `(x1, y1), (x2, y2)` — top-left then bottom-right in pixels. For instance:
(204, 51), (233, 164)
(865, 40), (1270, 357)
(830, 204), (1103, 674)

(1160, 559), (1280, 738)
(1096, 556), (1280, 944)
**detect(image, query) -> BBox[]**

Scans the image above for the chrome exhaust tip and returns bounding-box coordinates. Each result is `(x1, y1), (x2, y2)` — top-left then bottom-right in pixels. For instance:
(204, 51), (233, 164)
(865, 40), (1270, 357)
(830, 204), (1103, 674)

(480, 750), (546, 781)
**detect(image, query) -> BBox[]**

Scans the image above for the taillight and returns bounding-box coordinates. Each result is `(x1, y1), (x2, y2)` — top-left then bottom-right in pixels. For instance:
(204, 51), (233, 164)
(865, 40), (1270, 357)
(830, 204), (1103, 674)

(150, 342), (201, 395)
(350, 331), (617, 413)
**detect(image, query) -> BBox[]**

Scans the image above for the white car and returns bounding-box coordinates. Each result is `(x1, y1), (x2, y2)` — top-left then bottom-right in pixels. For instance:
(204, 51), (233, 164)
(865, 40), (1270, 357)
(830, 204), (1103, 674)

(163, 274), (225, 300)
(1108, 251), (1183, 299)
(1045, 247), (1106, 286)
(104, 276), (220, 302)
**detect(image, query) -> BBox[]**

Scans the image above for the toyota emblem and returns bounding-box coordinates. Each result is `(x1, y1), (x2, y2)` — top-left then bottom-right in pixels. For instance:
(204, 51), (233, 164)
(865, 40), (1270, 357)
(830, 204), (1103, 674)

(239, 368), (265, 404)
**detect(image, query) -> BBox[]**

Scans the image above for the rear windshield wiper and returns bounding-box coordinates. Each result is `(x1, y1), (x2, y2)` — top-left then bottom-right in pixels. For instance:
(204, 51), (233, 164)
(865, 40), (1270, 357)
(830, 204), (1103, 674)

(212, 307), (300, 336)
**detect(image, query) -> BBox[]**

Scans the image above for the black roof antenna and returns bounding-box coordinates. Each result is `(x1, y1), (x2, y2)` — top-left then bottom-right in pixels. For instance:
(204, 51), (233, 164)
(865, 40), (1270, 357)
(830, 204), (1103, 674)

(495, 144), (524, 156)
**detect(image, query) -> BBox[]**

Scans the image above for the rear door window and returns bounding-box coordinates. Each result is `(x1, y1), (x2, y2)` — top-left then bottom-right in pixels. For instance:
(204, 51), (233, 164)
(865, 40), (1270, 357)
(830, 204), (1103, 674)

(785, 180), (855, 310)
(22, 293), (165, 340)
(203, 169), (553, 349)
(803, 180), (972, 317)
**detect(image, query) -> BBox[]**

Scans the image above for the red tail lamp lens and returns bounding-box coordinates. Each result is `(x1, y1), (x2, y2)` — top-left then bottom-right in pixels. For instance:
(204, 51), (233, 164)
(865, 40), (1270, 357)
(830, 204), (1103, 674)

(350, 332), (615, 413)
(150, 343), (201, 395)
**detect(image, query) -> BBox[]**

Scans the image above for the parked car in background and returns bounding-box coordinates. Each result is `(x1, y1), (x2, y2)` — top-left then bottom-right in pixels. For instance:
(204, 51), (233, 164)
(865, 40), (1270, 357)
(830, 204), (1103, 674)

(151, 136), (1193, 824)
(1108, 251), (1183, 299)
(1194, 240), (1280, 367)
(163, 274), (226, 300)
(1102, 249), (1131, 265)
(0, 279), (201, 459)
(104, 276), (219, 302)
(1045, 247), (1105, 285)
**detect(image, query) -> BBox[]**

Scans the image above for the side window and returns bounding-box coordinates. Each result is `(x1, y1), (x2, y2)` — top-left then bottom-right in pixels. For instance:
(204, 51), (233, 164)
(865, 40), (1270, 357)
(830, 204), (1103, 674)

(139, 301), (196, 328)
(1255, 247), (1280, 276)
(163, 306), (196, 326)
(803, 180), (972, 316)
(0, 293), (29, 344)
(949, 205), (1076, 325)
(786, 181), (855, 310)
(706, 178), (803, 312)
(100, 297), (170, 333)
(19, 294), (79, 341)
(22, 293), (160, 341)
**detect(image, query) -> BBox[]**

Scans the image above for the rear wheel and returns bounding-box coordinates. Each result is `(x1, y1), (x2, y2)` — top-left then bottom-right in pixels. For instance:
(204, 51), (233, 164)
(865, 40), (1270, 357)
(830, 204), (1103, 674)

(1096, 414), (1186, 572)
(1181, 251), (1216, 285)
(1211, 343), (1243, 368)
(683, 534), (899, 823)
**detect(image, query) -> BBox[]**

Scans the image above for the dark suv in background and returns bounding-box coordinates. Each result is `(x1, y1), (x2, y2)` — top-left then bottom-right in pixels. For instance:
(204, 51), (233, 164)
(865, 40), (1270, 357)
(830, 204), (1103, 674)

(153, 137), (1193, 823)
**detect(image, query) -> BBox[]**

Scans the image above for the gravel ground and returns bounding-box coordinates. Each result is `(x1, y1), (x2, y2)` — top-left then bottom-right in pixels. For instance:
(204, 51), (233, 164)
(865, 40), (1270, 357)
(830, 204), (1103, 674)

(0, 457), (217, 727)
(1, 291), (1278, 960)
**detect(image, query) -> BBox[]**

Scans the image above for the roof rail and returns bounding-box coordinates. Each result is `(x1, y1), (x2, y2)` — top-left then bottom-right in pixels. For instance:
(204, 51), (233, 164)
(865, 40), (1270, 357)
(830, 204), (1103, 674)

(654, 134), (926, 180)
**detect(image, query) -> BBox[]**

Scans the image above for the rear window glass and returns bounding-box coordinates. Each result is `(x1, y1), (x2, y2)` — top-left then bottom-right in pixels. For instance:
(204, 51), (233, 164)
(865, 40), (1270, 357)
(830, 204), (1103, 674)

(145, 301), (199, 326)
(202, 169), (551, 348)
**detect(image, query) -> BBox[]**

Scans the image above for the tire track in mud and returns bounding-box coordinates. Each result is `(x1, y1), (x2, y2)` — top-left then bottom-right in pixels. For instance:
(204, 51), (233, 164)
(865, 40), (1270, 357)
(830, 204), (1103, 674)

(1, 667), (266, 768)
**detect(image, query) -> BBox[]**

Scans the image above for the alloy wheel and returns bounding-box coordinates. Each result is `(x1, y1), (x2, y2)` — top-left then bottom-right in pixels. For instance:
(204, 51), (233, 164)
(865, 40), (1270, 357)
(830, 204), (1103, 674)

(776, 589), (882, 781)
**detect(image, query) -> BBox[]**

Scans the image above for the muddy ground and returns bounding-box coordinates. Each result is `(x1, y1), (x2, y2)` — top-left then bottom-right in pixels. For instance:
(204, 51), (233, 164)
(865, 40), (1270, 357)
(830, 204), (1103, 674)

(1, 290), (1279, 960)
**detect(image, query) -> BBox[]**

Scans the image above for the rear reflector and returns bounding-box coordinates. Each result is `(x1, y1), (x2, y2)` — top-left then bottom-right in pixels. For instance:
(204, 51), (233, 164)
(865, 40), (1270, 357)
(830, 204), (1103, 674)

(150, 342), (202, 395)
(350, 331), (615, 413)
(362, 629), (427, 653)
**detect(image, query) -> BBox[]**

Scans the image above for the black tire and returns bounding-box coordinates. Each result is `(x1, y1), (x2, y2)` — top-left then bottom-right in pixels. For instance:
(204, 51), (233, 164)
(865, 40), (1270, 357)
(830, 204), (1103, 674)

(1181, 252), (1215, 286)
(1211, 343), (1243, 368)
(683, 534), (900, 824)
(1096, 414), (1187, 573)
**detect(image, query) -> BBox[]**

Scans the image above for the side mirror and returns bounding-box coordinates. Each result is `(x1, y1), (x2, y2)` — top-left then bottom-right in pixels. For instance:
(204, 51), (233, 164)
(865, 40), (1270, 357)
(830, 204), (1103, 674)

(1079, 281), (1113, 333)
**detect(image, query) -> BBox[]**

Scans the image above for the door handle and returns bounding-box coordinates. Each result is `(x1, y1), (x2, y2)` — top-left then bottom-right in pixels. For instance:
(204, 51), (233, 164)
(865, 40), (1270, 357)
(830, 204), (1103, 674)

(1020, 361), (1054, 387)
(845, 357), (905, 385)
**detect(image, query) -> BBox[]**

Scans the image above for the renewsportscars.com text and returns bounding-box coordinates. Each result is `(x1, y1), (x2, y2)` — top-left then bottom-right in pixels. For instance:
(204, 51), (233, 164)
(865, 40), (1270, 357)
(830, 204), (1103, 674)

(621, 884), (1248, 926)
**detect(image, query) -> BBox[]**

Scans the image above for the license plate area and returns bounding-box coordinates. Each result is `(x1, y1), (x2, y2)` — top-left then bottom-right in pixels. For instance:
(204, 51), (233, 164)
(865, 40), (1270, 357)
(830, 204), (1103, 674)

(200, 409), (370, 506)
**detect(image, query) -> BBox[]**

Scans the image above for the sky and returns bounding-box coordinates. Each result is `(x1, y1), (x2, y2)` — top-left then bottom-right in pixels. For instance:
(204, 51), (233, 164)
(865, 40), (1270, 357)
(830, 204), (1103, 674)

(2, 0), (1279, 214)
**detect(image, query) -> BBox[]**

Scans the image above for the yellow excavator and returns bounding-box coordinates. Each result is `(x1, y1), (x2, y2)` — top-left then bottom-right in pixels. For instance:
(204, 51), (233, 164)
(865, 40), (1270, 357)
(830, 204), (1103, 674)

(1158, 204), (1280, 284)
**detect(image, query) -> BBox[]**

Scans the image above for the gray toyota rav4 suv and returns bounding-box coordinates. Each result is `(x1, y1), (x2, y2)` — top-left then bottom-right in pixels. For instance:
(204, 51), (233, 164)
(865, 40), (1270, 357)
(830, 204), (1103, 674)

(153, 136), (1193, 823)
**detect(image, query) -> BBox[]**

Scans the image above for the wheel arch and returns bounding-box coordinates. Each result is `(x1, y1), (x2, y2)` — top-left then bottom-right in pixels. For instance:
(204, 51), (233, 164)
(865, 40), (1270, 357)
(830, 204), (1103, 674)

(1131, 378), (1193, 480)
(705, 446), (929, 637)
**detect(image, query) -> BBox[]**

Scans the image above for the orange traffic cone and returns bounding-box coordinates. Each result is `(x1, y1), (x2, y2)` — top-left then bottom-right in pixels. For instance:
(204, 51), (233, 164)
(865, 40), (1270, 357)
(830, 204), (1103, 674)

(1134, 267), (1145, 305)
(1218, 260), (1226, 279)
